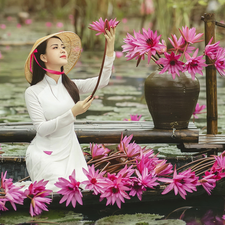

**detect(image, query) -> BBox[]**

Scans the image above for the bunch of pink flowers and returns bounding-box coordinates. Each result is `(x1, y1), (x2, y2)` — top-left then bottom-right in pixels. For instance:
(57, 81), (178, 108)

(54, 134), (224, 209)
(122, 26), (225, 80)
(0, 134), (225, 216)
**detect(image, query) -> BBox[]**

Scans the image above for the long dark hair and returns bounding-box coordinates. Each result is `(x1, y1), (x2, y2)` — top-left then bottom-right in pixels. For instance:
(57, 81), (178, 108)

(31, 36), (80, 103)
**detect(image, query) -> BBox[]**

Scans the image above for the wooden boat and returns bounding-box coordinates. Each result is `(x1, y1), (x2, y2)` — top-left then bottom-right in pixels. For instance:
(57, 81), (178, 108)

(0, 120), (224, 213)
(2, 178), (224, 214)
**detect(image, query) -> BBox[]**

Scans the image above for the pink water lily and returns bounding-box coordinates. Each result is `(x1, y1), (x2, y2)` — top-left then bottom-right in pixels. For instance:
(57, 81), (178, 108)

(214, 48), (225, 76)
(90, 143), (110, 159)
(136, 151), (159, 174)
(184, 49), (208, 80)
(56, 22), (63, 28)
(179, 26), (204, 45)
(25, 19), (32, 25)
(122, 142), (143, 159)
(4, 182), (26, 211)
(129, 167), (159, 201)
(168, 34), (195, 54)
(214, 152), (225, 170)
(100, 174), (130, 208)
(88, 17), (119, 36)
(16, 23), (21, 29)
(136, 168), (159, 189)
(82, 165), (107, 195)
(55, 170), (83, 208)
(178, 169), (199, 193)
(7, 16), (12, 21)
(122, 31), (145, 61)
(157, 52), (184, 79)
(153, 160), (173, 176)
(134, 28), (162, 63)
(193, 103), (206, 119)
(204, 37), (221, 60)
(29, 196), (52, 217)
(0, 171), (26, 211)
(124, 114), (142, 121)
(198, 174), (217, 195)
(25, 180), (51, 197)
(115, 51), (123, 58)
(129, 177), (145, 201)
(205, 166), (225, 181)
(45, 22), (52, 28)
(158, 166), (189, 199)
(0, 200), (7, 211)
(117, 133), (133, 151)
(157, 39), (167, 54)
(122, 18), (127, 24)
(0, 24), (6, 29)
(203, 41), (225, 76)
(140, 0), (154, 15)
(1, 171), (13, 189)
(117, 165), (134, 182)
(24, 179), (52, 217)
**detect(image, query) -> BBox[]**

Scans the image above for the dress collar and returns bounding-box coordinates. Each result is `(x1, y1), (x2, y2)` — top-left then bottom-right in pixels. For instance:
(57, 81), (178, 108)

(44, 74), (62, 85)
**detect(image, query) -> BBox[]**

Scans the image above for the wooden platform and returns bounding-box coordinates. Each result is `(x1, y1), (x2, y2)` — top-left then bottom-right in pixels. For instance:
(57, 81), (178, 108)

(0, 121), (199, 144)
(179, 134), (225, 153)
(1, 121), (224, 153)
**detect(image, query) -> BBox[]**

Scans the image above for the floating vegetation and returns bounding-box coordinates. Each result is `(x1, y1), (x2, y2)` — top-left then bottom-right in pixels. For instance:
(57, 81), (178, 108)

(95, 213), (186, 225)
(0, 210), (87, 225)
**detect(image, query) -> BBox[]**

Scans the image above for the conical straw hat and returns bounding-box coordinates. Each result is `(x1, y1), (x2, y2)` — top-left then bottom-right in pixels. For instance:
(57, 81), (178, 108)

(24, 31), (82, 83)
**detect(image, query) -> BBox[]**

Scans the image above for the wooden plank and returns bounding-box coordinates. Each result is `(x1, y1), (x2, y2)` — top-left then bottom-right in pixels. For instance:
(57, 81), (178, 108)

(0, 121), (199, 144)
(199, 134), (225, 144)
(179, 134), (225, 152)
(0, 121), (197, 129)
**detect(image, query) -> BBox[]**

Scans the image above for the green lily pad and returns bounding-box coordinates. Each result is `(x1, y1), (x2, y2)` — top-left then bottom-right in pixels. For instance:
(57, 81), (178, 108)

(95, 213), (186, 225)
(0, 209), (87, 224)
(157, 145), (198, 157)
(1, 143), (28, 155)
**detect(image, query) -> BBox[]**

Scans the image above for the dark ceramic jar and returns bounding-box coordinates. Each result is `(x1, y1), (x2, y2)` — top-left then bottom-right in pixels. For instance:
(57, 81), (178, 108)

(144, 70), (200, 129)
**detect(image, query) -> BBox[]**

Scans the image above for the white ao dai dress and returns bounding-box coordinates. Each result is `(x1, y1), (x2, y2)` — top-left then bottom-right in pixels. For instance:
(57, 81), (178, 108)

(25, 54), (115, 192)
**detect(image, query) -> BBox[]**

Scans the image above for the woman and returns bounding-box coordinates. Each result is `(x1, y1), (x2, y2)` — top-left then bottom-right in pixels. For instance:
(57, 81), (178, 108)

(24, 28), (116, 192)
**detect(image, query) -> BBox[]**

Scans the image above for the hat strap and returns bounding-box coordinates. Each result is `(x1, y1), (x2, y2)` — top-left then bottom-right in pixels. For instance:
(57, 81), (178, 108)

(30, 49), (64, 75)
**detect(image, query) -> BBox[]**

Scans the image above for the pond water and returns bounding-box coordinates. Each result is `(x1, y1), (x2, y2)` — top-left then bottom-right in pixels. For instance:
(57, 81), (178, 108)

(2, 44), (225, 157)
(1, 45), (225, 224)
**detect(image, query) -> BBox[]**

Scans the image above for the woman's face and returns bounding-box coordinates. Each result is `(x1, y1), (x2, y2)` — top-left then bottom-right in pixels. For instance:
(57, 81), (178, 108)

(41, 37), (68, 70)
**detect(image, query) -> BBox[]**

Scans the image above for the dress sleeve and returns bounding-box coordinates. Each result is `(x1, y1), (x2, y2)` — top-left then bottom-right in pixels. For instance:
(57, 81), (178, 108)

(25, 88), (75, 137)
(73, 52), (115, 94)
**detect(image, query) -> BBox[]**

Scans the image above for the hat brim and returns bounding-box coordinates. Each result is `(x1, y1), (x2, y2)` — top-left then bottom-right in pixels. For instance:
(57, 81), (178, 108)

(24, 31), (82, 83)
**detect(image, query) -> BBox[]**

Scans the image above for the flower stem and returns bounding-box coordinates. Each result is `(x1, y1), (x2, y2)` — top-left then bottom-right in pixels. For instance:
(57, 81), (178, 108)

(151, 55), (163, 69)
(156, 52), (161, 58)
(89, 38), (108, 100)
(100, 162), (111, 173)
(181, 42), (188, 61)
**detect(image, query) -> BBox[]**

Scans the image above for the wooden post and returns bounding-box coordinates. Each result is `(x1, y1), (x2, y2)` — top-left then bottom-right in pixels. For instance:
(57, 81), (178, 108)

(202, 13), (218, 134)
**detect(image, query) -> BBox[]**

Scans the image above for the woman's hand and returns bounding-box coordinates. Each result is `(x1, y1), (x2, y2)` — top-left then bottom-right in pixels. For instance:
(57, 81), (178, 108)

(105, 27), (116, 57)
(71, 95), (94, 117)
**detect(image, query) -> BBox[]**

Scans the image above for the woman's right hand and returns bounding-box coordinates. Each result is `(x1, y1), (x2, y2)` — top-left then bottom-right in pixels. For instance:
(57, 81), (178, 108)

(71, 95), (94, 117)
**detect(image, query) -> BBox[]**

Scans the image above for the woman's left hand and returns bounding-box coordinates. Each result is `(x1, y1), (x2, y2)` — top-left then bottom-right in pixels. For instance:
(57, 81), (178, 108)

(105, 27), (116, 57)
